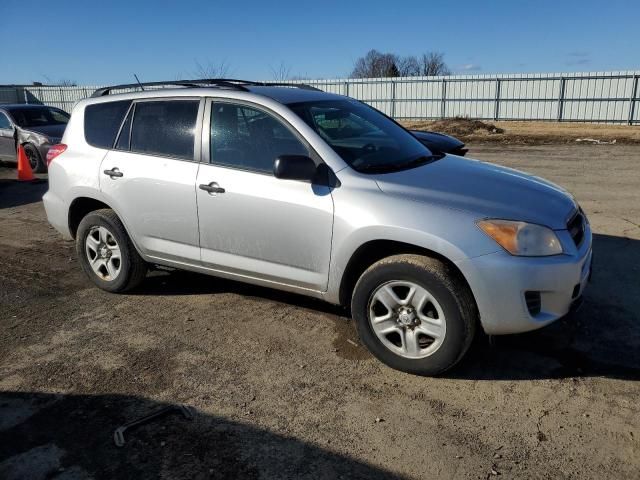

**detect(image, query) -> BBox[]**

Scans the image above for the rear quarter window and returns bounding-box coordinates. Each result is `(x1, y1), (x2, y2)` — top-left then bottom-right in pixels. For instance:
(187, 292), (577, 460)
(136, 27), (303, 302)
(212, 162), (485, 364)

(84, 100), (132, 149)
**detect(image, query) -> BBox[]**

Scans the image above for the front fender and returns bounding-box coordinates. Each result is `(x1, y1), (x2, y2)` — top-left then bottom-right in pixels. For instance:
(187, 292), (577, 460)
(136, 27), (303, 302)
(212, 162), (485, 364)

(324, 186), (500, 304)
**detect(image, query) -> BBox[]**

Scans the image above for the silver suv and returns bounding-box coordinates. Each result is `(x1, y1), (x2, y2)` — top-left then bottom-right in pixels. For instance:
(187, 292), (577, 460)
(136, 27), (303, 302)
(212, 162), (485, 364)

(43, 79), (592, 375)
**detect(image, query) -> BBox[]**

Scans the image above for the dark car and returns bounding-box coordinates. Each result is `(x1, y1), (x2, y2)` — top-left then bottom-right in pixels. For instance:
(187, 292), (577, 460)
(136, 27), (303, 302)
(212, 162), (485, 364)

(409, 130), (468, 156)
(0, 104), (70, 172)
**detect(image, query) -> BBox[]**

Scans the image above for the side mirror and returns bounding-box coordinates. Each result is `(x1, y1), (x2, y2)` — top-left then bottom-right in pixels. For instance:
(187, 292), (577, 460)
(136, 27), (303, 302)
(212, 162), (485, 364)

(273, 155), (317, 182)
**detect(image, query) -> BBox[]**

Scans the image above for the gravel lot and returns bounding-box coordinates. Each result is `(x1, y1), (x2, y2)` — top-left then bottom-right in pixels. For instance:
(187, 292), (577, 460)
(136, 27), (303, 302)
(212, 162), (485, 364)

(1, 144), (639, 479)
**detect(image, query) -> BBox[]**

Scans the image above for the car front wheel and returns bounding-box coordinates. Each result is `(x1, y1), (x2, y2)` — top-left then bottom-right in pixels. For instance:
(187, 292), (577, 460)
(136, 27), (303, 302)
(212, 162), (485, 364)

(351, 254), (477, 376)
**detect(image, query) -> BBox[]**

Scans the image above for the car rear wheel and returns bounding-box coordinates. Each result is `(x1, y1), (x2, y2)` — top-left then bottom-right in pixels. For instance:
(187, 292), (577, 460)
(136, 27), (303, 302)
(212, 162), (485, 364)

(23, 143), (46, 173)
(76, 209), (147, 292)
(351, 254), (477, 376)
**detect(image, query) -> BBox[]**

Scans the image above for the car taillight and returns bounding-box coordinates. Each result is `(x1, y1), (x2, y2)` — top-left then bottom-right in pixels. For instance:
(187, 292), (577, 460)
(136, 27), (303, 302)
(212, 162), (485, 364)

(46, 144), (67, 166)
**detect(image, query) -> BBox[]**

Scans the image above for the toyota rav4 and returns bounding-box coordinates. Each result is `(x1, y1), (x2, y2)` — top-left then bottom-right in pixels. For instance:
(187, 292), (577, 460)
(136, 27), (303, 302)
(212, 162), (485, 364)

(43, 79), (592, 375)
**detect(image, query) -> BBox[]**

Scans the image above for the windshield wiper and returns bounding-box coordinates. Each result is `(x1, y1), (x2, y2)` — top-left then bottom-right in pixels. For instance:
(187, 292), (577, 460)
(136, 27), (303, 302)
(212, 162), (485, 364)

(357, 154), (444, 174)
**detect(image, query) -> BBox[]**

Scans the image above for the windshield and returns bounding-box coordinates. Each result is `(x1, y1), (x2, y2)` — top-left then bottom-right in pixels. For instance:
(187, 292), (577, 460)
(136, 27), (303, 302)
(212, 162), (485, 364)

(8, 107), (69, 128)
(288, 99), (436, 173)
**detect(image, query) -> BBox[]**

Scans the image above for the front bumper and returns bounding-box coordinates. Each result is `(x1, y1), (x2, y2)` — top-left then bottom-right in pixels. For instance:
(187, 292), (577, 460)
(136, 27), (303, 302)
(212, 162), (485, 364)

(456, 225), (592, 335)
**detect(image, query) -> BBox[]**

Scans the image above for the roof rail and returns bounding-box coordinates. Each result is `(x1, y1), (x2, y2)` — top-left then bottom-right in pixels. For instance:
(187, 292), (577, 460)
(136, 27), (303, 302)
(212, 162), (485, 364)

(91, 79), (321, 97)
(250, 81), (322, 91)
(91, 79), (250, 97)
(194, 79), (322, 91)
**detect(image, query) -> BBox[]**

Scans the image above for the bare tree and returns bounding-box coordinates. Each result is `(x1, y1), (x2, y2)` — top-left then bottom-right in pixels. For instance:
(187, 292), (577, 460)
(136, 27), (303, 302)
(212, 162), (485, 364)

(42, 76), (78, 86)
(397, 55), (420, 77)
(351, 50), (450, 78)
(270, 61), (292, 81)
(192, 59), (232, 79)
(419, 52), (451, 76)
(351, 50), (401, 78)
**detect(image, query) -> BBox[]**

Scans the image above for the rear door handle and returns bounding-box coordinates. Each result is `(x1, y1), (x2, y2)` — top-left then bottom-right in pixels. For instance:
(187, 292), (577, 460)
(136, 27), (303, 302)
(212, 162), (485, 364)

(104, 168), (123, 178)
(199, 182), (225, 194)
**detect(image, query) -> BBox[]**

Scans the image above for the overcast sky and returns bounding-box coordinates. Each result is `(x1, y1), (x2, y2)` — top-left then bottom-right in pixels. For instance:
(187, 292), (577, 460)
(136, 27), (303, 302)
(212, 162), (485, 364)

(1, 0), (638, 85)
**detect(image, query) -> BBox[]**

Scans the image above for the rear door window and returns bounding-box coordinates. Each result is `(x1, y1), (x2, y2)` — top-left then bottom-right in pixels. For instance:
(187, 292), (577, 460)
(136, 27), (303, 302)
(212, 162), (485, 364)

(130, 100), (199, 160)
(84, 100), (132, 149)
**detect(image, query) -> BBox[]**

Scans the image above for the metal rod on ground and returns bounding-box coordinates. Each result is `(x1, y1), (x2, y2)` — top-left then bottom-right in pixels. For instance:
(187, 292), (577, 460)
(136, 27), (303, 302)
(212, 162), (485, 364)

(113, 405), (194, 447)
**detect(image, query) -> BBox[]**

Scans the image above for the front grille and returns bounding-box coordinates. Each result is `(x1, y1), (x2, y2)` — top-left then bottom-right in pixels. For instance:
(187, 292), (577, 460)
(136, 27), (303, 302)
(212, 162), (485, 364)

(525, 291), (541, 316)
(567, 210), (585, 247)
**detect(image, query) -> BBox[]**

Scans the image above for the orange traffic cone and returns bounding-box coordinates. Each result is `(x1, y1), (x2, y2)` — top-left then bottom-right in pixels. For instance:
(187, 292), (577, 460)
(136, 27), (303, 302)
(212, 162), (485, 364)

(17, 144), (35, 181)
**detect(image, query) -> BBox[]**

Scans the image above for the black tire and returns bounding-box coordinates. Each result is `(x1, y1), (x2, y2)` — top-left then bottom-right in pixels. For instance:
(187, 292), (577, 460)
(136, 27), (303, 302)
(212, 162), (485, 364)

(23, 143), (46, 173)
(351, 254), (477, 376)
(75, 209), (147, 293)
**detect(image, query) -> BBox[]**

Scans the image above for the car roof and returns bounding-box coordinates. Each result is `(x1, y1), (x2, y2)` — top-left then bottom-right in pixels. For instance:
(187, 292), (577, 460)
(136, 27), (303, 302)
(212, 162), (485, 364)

(243, 86), (343, 104)
(80, 84), (345, 107)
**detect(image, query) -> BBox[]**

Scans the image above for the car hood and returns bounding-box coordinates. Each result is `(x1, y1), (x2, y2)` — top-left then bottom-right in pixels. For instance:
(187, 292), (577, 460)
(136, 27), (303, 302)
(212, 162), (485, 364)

(374, 155), (576, 229)
(21, 124), (66, 140)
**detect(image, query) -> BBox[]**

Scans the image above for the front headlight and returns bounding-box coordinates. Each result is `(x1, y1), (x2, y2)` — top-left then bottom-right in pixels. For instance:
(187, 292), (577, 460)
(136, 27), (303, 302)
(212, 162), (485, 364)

(477, 219), (563, 256)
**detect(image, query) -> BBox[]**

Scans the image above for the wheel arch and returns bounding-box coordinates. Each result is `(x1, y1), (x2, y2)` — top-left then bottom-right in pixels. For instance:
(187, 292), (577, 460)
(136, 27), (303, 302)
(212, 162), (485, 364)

(337, 239), (477, 312)
(68, 195), (148, 263)
(19, 132), (43, 151)
(68, 196), (112, 239)
(20, 139), (38, 148)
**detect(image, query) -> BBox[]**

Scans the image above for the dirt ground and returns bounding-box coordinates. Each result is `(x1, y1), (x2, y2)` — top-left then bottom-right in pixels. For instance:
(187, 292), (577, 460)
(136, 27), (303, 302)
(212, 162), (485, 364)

(402, 119), (640, 145)
(1, 144), (639, 479)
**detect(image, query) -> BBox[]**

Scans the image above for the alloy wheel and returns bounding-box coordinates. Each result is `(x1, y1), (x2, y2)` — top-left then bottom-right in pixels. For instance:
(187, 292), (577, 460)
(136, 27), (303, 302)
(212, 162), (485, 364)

(85, 226), (122, 281)
(367, 280), (446, 359)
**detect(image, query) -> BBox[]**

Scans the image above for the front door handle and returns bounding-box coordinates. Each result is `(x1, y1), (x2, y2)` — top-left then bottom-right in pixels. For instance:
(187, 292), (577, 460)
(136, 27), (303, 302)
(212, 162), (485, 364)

(199, 182), (225, 194)
(104, 168), (123, 178)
